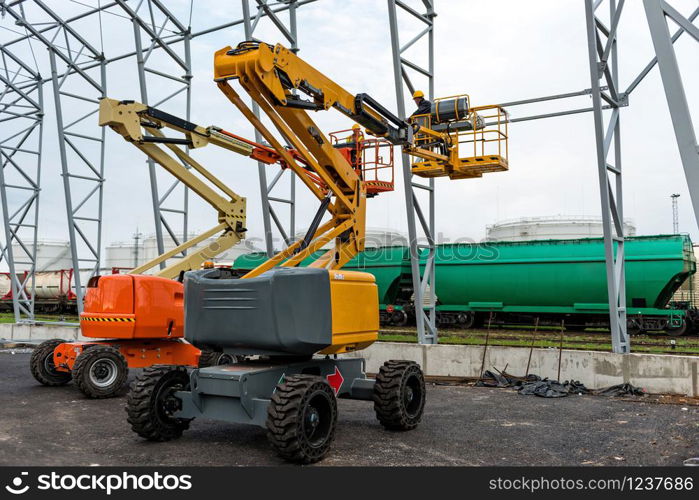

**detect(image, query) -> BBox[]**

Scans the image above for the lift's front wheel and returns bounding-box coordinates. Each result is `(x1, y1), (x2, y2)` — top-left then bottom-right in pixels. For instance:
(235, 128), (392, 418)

(29, 339), (72, 386)
(266, 375), (337, 464)
(73, 345), (128, 398)
(126, 366), (192, 441)
(374, 360), (426, 431)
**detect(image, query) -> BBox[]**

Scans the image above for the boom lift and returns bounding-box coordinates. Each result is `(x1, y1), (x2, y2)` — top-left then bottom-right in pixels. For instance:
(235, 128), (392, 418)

(122, 41), (508, 463)
(29, 99), (304, 398)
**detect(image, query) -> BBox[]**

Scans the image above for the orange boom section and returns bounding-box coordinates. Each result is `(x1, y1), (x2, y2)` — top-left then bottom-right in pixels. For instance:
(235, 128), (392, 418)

(80, 274), (184, 339)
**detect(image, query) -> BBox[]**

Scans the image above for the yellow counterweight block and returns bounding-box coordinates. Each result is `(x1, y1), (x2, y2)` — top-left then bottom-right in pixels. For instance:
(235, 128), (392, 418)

(321, 270), (379, 355)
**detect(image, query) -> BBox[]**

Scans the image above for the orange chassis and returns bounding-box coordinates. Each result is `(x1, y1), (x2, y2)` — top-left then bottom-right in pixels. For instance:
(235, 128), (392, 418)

(53, 339), (201, 373)
(54, 273), (202, 372)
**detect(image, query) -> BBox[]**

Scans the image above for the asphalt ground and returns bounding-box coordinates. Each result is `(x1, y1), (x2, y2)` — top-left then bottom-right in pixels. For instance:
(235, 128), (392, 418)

(1, 350), (697, 466)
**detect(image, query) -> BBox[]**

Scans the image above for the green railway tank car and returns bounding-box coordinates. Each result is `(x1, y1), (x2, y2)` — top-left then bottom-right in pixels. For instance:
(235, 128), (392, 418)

(233, 234), (696, 335)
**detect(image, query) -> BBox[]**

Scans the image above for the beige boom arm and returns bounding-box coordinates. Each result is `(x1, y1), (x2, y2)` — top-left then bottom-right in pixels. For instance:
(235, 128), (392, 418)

(99, 97), (249, 279)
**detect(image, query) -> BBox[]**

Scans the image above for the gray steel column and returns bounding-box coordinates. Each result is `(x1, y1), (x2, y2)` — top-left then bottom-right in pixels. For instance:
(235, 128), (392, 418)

(243, 0), (299, 255)
(643, 0), (699, 228)
(387, 0), (437, 345)
(584, 0), (629, 353)
(0, 45), (44, 322)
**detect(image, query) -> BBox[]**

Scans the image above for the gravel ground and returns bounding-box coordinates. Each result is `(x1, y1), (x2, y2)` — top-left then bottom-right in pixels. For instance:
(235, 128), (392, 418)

(0, 350), (697, 466)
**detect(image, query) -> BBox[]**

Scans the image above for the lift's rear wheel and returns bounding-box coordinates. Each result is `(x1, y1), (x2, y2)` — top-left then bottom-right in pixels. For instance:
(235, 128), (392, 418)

(374, 360), (426, 431)
(29, 339), (72, 386)
(198, 350), (238, 368)
(126, 366), (192, 441)
(266, 374), (337, 464)
(73, 345), (128, 398)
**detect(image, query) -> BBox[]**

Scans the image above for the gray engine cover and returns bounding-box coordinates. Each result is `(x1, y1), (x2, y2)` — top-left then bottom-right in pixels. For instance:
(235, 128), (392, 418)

(184, 267), (332, 356)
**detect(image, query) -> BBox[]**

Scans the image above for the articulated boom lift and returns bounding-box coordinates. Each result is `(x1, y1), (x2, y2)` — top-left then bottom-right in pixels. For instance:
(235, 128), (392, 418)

(30, 98), (314, 397)
(119, 41), (425, 464)
(45, 40), (504, 463)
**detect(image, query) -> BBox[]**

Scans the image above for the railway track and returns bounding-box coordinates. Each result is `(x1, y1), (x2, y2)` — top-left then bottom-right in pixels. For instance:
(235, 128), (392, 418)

(379, 326), (699, 355)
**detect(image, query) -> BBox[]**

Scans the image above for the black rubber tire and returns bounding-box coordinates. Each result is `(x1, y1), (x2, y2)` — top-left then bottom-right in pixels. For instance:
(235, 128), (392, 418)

(126, 365), (192, 441)
(266, 374), (337, 464)
(373, 360), (426, 431)
(198, 350), (238, 368)
(72, 345), (129, 399)
(29, 339), (72, 386)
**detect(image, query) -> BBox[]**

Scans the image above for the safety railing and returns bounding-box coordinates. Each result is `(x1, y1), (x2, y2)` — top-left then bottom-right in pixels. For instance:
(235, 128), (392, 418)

(329, 128), (395, 194)
(457, 104), (509, 165)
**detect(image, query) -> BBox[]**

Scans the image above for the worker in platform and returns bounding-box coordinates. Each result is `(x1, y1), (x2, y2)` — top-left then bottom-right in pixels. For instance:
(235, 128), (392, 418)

(411, 90), (431, 117)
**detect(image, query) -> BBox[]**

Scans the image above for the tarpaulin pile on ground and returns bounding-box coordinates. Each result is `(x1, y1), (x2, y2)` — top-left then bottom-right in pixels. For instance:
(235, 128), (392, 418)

(476, 370), (645, 398)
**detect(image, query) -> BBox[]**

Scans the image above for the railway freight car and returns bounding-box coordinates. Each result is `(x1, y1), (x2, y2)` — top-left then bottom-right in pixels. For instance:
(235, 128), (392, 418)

(234, 234), (696, 335)
(423, 234), (696, 335)
(0, 269), (97, 313)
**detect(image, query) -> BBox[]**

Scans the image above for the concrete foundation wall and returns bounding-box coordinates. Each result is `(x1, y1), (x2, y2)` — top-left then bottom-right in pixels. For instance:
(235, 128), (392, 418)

(344, 342), (699, 397)
(0, 323), (84, 342)
(2, 323), (697, 396)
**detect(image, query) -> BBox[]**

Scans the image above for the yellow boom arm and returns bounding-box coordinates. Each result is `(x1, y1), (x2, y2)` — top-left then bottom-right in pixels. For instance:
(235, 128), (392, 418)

(213, 42), (408, 276)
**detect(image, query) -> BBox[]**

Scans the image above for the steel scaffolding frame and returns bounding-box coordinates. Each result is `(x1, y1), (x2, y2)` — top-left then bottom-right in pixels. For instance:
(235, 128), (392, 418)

(242, 0), (299, 256)
(116, 0), (193, 267)
(387, 0), (437, 345)
(0, 42), (43, 322)
(0, 0), (311, 318)
(2, 1), (109, 314)
(0, 1), (696, 355)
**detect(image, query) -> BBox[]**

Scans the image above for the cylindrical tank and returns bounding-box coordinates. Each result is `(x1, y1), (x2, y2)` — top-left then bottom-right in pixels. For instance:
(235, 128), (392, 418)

(486, 216), (636, 242)
(0, 273), (12, 299)
(431, 97), (469, 123)
(105, 242), (144, 269)
(431, 235), (693, 311)
(33, 270), (71, 300)
(10, 240), (72, 272)
(139, 234), (260, 270)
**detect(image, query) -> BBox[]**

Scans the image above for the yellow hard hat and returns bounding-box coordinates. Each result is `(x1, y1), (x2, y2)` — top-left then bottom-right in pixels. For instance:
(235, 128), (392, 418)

(352, 124), (361, 130)
(412, 90), (424, 99)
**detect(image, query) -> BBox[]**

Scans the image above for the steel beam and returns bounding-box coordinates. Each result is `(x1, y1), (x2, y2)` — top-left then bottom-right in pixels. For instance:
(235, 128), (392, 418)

(585, 0), (629, 354)
(387, 0), (437, 345)
(0, 44), (43, 322)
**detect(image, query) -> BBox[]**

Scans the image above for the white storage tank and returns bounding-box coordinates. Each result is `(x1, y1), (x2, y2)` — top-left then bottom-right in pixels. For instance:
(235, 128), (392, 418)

(105, 241), (144, 270)
(486, 216), (636, 242)
(10, 240), (72, 272)
(106, 233), (262, 273)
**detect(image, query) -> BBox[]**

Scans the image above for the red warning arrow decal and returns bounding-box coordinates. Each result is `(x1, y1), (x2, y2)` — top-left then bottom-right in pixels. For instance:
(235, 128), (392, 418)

(326, 366), (344, 395)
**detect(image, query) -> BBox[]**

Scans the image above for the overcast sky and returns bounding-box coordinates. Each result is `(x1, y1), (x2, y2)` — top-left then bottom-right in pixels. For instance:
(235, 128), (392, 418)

(1, 0), (698, 261)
